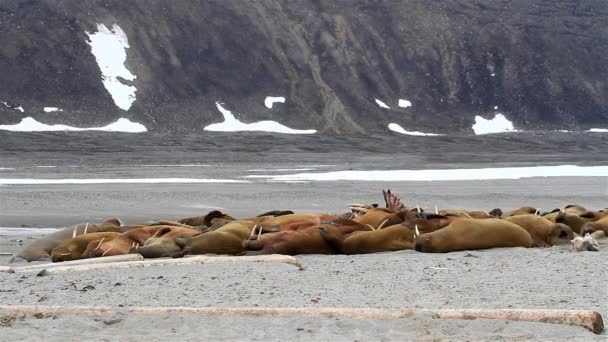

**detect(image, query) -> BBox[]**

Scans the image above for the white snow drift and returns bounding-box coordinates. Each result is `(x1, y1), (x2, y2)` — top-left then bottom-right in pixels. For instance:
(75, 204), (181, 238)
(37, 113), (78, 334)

(388, 123), (442, 136)
(472, 113), (517, 135)
(246, 165), (608, 182)
(398, 99), (412, 108)
(0, 117), (147, 133)
(43, 107), (63, 113)
(375, 99), (390, 109)
(264, 96), (285, 109)
(204, 102), (316, 134)
(589, 128), (608, 133)
(0, 178), (249, 185)
(1, 101), (24, 112)
(86, 23), (137, 111)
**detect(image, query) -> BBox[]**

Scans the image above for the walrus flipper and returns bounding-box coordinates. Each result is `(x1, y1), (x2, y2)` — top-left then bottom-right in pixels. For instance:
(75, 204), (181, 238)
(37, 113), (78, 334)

(318, 227), (344, 254)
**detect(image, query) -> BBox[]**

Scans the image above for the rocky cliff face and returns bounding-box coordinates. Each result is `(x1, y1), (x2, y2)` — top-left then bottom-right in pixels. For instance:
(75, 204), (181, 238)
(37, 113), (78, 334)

(0, 0), (606, 134)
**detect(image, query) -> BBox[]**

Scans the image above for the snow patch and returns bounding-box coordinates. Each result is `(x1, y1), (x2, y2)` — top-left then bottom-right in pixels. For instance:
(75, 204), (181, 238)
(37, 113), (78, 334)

(0, 117), (147, 133)
(0, 178), (249, 185)
(472, 113), (517, 135)
(43, 107), (63, 113)
(388, 123), (442, 136)
(86, 23), (137, 111)
(0, 227), (61, 236)
(375, 99), (390, 109)
(588, 128), (608, 133)
(1, 101), (24, 112)
(398, 99), (412, 108)
(246, 165), (608, 182)
(264, 96), (285, 109)
(204, 102), (316, 134)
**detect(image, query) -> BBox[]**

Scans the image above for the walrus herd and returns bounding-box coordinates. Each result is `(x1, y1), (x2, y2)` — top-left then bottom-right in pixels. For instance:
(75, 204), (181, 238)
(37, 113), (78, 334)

(9, 190), (607, 263)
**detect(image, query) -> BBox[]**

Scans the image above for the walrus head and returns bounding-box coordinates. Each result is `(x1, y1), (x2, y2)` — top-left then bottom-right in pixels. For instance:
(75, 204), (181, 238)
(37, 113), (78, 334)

(546, 223), (574, 246)
(556, 213), (590, 234)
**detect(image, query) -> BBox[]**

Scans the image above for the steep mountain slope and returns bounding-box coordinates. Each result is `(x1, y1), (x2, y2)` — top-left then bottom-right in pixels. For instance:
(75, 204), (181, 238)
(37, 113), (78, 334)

(0, 0), (606, 134)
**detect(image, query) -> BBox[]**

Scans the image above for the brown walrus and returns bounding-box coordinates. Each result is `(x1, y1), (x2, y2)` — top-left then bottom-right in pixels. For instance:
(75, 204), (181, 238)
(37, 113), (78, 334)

(414, 218), (533, 253)
(160, 221), (257, 257)
(581, 216), (608, 236)
(82, 226), (168, 258)
(504, 207), (540, 217)
(9, 219), (124, 263)
(132, 226), (204, 258)
(320, 224), (415, 254)
(555, 213), (595, 235)
(51, 232), (121, 262)
(244, 220), (371, 256)
(505, 214), (573, 246)
(178, 210), (235, 227)
(258, 213), (339, 232)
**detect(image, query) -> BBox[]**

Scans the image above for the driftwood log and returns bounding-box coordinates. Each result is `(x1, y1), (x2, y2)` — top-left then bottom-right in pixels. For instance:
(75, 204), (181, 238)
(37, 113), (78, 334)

(4, 254), (303, 274)
(0, 306), (602, 334)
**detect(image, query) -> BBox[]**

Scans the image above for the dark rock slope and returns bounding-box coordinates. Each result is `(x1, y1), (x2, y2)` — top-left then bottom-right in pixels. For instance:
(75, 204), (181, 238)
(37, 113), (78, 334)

(0, 0), (606, 134)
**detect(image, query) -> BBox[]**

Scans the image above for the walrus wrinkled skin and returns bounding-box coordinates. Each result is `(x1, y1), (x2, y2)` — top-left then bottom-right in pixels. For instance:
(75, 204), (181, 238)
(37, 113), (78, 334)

(82, 226), (167, 258)
(581, 216), (608, 236)
(505, 215), (573, 247)
(414, 218), (533, 253)
(9, 219), (124, 263)
(51, 232), (122, 262)
(134, 226), (203, 258)
(160, 221), (256, 257)
(320, 224), (415, 254)
(503, 207), (540, 217)
(555, 213), (595, 235)
(245, 220), (371, 255)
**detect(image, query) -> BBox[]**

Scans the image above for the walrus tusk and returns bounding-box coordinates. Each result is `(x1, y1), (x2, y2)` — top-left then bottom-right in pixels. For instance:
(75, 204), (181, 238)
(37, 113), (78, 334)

(83, 223), (89, 235)
(366, 224), (375, 231)
(58, 253), (71, 256)
(462, 212), (473, 219)
(101, 247), (114, 257)
(72, 227), (77, 238)
(377, 219), (389, 230)
(414, 225), (420, 237)
(250, 225), (258, 239)
(95, 237), (106, 250)
(534, 209), (540, 216)
(0, 306), (601, 334)
(347, 203), (368, 208)
(257, 226), (263, 239)
(416, 204), (421, 213)
(435, 204), (439, 215)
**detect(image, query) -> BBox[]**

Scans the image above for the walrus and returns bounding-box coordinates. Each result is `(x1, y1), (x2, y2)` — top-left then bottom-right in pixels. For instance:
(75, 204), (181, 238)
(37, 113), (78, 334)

(158, 220), (257, 257)
(561, 204), (587, 215)
(244, 220), (371, 255)
(414, 218), (533, 253)
(178, 210), (235, 227)
(555, 213), (595, 234)
(578, 210), (608, 221)
(320, 224), (415, 254)
(51, 232), (121, 262)
(9, 219), (124, 263)
(505, 214), (573, 246)
(82, 226), (167, 258)
(258, 213), (338, 231)
(580, 216), (608, 236)
(132, 226), (203, 258)
(504, 207), (540, 217)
